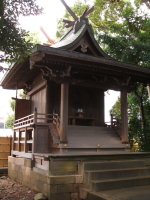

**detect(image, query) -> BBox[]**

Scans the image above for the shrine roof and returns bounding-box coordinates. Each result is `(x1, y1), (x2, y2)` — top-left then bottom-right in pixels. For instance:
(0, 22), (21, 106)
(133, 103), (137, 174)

(51, 23), (86, 49)
(1, 44), (150, 90)
(1, 1), (150, 91)
(51, 17), (112, 59)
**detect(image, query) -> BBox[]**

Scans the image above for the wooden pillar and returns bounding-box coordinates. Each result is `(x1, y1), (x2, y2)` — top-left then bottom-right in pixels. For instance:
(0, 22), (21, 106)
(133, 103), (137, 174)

(24, 127), (27, 152)
(60, 78), (69, 143)
(121, 86), (128, 143)
(18, 130), (21, 151)
(46, 81), (54, 115)
(97, 90), (105, 126)
(32, 129), (36, 153)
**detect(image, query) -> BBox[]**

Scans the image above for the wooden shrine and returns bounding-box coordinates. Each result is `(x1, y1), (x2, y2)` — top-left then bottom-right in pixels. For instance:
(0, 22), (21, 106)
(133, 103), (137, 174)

(1, 1), (150, 158)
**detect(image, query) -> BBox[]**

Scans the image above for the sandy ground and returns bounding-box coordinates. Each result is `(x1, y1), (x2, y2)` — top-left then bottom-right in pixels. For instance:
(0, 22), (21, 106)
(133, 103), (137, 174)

(0, 176), (38, 200)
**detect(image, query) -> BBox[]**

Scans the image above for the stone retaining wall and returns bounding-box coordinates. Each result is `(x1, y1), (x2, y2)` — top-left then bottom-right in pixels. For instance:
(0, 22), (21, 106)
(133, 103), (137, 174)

(8, 156), (83, 200)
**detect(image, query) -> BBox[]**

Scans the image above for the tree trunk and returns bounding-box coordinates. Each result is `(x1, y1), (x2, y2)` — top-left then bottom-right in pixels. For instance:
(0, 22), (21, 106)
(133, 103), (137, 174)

(147, 84), (150, 100)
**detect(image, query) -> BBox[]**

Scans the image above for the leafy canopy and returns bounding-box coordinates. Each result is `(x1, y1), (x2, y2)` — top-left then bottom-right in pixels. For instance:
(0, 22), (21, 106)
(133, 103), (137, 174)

(0, 0), (43, 69)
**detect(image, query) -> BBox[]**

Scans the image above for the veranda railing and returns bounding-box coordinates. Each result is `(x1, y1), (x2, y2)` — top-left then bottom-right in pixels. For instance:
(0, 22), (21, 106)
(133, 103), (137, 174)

(110, 114), (122, 139)
(14, 108), (60, 135)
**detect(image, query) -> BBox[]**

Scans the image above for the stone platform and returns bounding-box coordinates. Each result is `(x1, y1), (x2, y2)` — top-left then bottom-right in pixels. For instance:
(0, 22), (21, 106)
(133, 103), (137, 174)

(8, 152), (150, 200)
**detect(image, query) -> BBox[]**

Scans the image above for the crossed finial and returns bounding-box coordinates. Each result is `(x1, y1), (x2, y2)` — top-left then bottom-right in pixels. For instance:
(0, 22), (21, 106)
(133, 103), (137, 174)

(61, 0), (94, 28)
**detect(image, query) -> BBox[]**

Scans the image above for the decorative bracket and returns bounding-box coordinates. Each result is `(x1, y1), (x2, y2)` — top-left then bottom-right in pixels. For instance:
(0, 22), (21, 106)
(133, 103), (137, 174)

(113, 77), (131, 86)
(81, 42), (88, 53)
(24, 82), (32, 94)
(29, 53), (45, 70)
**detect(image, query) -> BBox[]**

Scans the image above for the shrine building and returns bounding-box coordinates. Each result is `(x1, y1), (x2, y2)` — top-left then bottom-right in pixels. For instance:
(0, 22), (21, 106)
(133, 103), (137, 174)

(1, 1), (150, 199)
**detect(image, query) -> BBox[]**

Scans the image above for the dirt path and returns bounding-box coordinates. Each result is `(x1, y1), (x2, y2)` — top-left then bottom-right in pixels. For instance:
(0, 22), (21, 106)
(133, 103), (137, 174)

(0, 176), (38, 200)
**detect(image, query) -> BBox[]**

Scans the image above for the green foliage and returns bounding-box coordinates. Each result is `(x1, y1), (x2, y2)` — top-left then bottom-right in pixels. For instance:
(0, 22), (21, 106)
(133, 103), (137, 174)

(10, 100), (15, 112)
(5, 114), (14, 129)
(110, 97), (121, 119)
(97, 3), (150, 66)
(18, 89), (29, 99)
(0, 0), (43, 66)
(111, 86), (150, 151)
(25, 31), (41, 46)
(135, 0), (150, 9)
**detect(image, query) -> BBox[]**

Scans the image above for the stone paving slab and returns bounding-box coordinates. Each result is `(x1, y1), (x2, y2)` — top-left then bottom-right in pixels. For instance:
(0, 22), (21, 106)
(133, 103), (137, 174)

(96, 185), (150, 200)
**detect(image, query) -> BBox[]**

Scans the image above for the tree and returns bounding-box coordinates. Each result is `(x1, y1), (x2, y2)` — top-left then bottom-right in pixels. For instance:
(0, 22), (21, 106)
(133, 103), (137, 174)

(110, 85), (150, 151)
(110, 97), (121, 119)
(135, 0), (150, 9)
(0, 0), (43, 71)
(5, 98), (15, 129)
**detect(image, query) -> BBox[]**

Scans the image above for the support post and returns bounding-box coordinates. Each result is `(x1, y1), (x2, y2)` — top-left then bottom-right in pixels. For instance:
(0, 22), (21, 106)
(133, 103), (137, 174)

(60, 78), (69, 143)
(18, 130), (21, 151)
(34, 107), (37, 124)
(121, 86), (128, 143)
(111, 114), (113, 127)
(24, 127), (27, 152)
(97, 90), (105, 126)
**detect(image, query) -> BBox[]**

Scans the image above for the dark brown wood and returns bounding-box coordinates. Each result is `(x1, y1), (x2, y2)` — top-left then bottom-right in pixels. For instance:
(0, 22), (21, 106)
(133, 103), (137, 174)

(121, 86), (128, 143)
(31, 87), (46, 114)
(14, 99), (30, 120)
(61, 0), (78, 21)
(69, 117), (97, 126)
(60, 78), (69, 143)
(83, 6), (94, 18)
(33, 125), (51, 153)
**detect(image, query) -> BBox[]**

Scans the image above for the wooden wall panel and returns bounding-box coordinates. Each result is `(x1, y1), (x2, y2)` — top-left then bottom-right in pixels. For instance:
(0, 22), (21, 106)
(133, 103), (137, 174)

(52, 84), (60, 115)
(32, 73), (45, 89)
(31, 87), (46, 113)
(33, 126), (51, 153)
(15, 99), (30, 120)
(45, 82), (61, 115)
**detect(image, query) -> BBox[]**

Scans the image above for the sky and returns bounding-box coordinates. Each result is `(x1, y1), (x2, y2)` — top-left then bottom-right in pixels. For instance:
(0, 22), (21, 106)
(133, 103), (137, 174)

(0, 0), (119, 127)
(19, 0), (82, 42)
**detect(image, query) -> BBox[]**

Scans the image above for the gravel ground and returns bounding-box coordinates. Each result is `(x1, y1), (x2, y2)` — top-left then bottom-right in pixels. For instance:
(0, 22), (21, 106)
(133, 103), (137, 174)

(0, 176), (38, 200)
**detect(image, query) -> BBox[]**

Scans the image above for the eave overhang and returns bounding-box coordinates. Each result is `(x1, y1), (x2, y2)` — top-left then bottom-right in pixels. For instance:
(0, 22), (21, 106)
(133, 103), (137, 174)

(1, 44), (150, 90)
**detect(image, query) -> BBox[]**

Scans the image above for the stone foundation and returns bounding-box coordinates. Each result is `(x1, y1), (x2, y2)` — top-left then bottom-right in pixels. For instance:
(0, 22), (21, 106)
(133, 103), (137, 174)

(8, 156), (83, 200)
(8, 153), (150, 200)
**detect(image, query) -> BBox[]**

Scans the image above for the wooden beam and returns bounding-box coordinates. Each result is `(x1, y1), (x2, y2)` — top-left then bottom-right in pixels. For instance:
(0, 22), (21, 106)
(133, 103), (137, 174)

(61, 0), (78, 21)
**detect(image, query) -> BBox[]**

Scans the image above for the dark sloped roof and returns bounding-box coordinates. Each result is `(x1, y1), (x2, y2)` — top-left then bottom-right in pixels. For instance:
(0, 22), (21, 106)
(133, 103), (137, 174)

(1, 17), (150, 91)
(52, 17), (113, 59)
(1, 44), (150, 90)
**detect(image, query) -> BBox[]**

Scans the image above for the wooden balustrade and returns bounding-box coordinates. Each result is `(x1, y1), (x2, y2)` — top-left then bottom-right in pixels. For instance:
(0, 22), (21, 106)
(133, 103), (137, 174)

(14, 112), (60, 129)
(12, 111), (61, 156)
(111, 115), (122, 139)
(14, 114), (34, 129)
(53, 113), (60, 136)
